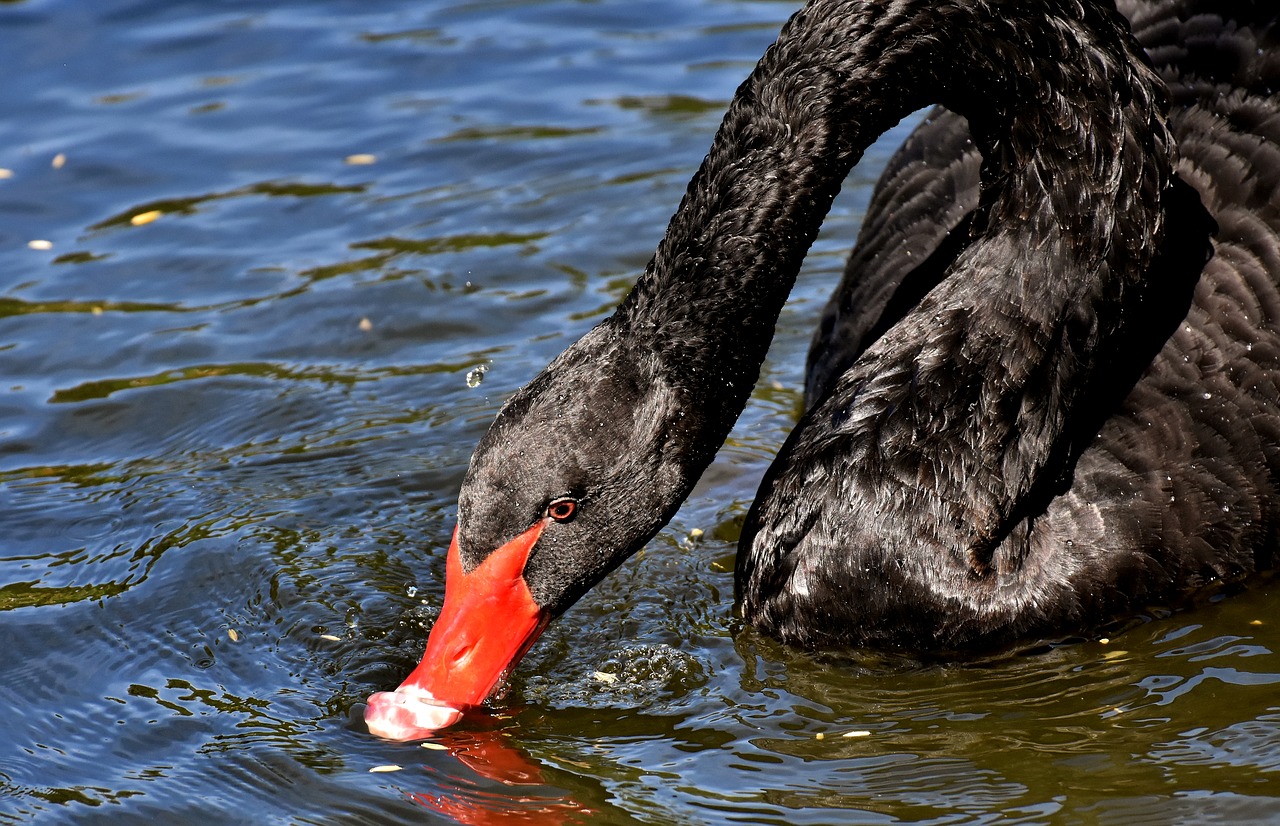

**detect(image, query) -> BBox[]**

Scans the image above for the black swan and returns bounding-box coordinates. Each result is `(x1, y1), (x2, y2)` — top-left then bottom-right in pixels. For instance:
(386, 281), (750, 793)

(365, 0), (1280, 739)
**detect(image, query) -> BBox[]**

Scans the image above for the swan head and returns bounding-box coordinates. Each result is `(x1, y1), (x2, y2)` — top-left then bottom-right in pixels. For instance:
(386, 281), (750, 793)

(365, 322), (707, 739)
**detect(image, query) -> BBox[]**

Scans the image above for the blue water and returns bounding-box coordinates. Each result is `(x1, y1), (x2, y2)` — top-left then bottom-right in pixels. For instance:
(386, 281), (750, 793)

(2, 0), (1279, 823)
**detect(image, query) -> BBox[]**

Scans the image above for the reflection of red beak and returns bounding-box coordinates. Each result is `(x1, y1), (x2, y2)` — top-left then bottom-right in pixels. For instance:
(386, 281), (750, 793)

(366, 522), (551, 741)
(407, 730), (590, 825)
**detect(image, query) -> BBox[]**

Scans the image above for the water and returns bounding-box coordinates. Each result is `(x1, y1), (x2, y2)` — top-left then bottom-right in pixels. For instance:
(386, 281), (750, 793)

(2, 0), (1278, 823)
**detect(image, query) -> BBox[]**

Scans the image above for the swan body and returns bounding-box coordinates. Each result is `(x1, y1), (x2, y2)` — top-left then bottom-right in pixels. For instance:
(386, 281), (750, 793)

(366, 0), (1280, 738)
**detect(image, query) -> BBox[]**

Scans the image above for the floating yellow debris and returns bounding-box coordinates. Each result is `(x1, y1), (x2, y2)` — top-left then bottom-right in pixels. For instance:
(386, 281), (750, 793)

(27, 240), (53, 250)
(369, 765), (403, 773)
(51, 153), (66, 169)
(228, 628), (240, 642)
(689, 528), (704, 540)
(131, 210), (162, 226)
(1098, 638), (1110, 645)
(1250, 620), (1264, 626)
(1102, 649), (1128, 660)
(420, 742), (448, 751)
(358, 317), (373, 332)
(345, 153), (377, 165)
(592, 671), (619, 685)
(91, 306), (104, 316)
(319, 634), (342, 642)
(841, 730), (872, 738)
(815, 732), (825, 740)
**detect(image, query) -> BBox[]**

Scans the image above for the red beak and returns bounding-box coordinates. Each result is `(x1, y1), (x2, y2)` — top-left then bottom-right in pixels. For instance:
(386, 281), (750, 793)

(365, 522), (551, 741)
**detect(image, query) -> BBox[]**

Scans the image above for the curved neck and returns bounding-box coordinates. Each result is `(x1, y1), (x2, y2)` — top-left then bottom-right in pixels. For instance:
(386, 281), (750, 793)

(614, 0), (1173, 516)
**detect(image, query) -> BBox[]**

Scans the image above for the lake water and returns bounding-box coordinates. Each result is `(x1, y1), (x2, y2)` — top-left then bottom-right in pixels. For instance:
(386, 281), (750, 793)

(2, 0), (1278, 823)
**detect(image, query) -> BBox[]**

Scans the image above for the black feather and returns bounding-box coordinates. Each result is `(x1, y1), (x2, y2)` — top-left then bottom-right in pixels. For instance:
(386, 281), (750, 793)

(451, 0), (1280, 654)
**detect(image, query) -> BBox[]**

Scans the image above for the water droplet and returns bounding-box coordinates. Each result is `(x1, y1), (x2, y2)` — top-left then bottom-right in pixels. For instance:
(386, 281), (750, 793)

(466, 364), (488, 388)
(1222, 505), (1231, 513)
(1203, 392), (1212, 400)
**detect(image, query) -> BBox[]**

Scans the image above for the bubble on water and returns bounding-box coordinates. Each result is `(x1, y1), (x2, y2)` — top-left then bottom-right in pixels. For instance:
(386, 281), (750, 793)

(466, 364), (489, 388)
(520, 642), (707, 709)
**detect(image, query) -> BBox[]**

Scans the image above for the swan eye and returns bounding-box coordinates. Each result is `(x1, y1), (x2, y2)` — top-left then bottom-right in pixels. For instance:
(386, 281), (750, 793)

(546, 497), (578, 523)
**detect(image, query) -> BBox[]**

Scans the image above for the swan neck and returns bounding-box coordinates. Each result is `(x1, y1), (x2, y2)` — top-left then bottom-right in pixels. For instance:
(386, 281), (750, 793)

(619, 0), (1172, 426)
